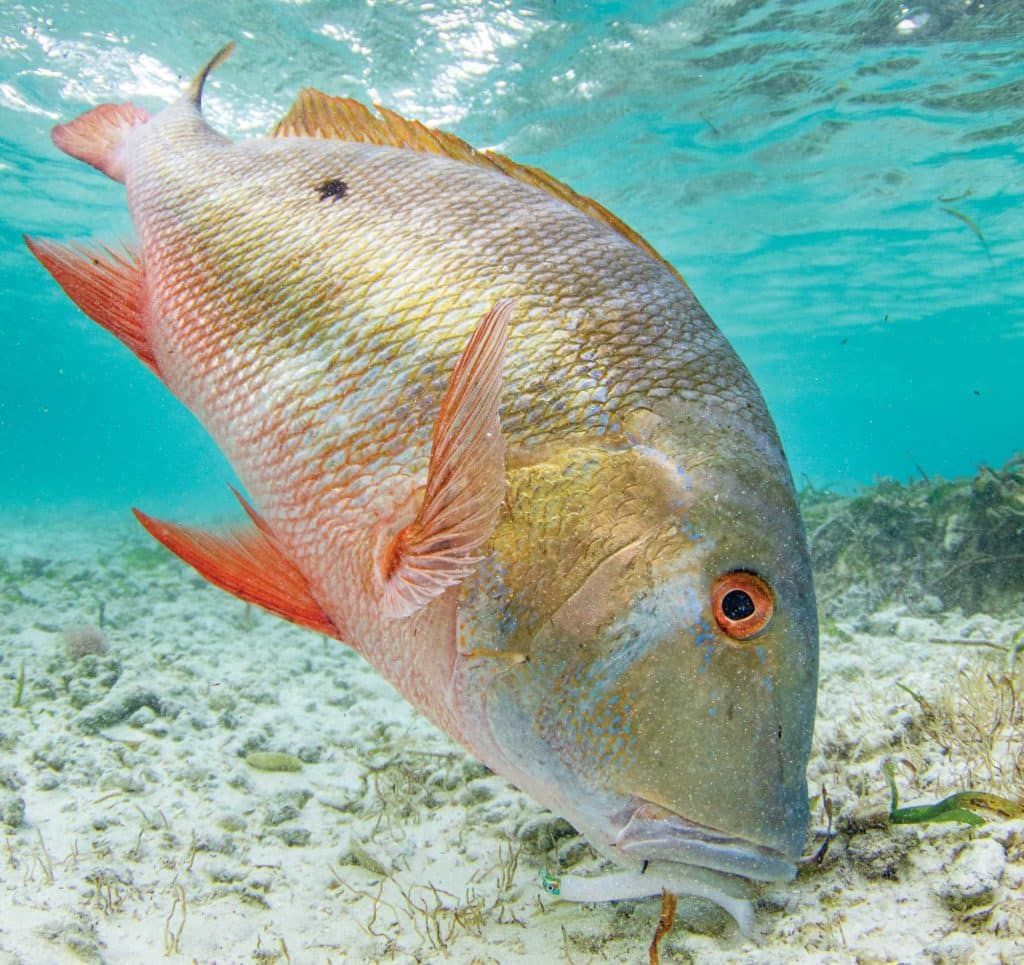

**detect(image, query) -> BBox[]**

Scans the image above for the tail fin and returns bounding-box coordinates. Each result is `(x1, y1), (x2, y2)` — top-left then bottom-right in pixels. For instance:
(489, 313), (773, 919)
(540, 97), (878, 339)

(52, 102), (150, 182)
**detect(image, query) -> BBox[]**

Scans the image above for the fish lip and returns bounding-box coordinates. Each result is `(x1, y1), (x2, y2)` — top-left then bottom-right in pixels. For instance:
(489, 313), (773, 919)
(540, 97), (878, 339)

(612, 801), (797, 884)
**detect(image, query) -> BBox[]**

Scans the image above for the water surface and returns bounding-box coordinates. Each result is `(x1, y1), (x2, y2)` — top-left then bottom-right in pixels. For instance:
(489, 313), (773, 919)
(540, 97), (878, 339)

(2, 0), (1021, 513)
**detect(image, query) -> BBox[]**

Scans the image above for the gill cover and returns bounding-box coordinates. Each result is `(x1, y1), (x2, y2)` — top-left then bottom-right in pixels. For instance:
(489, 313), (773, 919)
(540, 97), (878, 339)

(455, 436), (818, 914)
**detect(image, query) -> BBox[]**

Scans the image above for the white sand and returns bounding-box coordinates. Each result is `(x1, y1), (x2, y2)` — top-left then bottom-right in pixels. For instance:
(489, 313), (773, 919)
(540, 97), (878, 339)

(1, 514), (1021, 963)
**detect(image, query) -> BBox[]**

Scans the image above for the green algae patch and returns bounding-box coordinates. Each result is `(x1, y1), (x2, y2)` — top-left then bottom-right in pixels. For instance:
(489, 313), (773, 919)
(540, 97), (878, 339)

(246, 751), (303, 773)
(800, 455), (1024, 613)
(883, 760), (1023, 827)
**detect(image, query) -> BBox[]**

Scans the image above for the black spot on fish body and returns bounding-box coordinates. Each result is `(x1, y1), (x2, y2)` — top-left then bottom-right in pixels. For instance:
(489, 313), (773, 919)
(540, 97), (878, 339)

(316, 178), (348, 202)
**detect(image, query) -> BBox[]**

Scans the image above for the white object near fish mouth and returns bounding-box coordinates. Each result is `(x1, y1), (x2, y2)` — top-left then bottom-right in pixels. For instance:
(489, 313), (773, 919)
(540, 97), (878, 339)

(542, 798), (795, 935)
(541, 865), (757, 937)
(612, 799), (798, 884)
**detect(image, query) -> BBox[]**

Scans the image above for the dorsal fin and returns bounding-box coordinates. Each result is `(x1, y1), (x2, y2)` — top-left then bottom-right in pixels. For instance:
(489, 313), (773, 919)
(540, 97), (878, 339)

(272, 89), (682, 283)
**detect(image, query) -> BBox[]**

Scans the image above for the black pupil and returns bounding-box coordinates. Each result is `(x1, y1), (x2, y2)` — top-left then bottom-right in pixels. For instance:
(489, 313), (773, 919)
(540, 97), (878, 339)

(722, 589), (756, 621)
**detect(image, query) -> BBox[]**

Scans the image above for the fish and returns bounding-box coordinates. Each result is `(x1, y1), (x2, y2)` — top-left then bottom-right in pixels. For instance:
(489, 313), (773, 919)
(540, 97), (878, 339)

(26, 44), (818, 931)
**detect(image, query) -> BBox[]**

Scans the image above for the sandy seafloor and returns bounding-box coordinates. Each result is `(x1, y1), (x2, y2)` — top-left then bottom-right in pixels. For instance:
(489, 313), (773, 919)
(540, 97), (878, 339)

(0, 512), (1022, 965)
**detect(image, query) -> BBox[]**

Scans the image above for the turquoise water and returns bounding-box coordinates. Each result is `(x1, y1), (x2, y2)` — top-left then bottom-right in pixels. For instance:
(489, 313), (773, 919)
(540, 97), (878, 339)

(2, 0), (1022, 513)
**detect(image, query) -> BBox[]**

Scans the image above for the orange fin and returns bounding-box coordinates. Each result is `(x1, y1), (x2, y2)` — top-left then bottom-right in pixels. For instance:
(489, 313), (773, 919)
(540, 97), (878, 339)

(51, 102), (150, 182)
(24, 237), (156, 374)
(133, 508), (338, 637)
(272, 90), (682, 282)
(381, 300), (513, 620)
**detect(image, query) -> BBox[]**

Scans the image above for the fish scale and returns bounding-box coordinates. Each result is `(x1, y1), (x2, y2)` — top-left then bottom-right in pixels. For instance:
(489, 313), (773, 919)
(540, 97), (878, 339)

(28, 46), (818, 930)
(150, 140), (702, 529)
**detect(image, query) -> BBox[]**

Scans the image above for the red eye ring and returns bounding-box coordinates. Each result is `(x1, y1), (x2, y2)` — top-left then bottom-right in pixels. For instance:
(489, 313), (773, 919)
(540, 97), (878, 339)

(711, 571), (774, 642)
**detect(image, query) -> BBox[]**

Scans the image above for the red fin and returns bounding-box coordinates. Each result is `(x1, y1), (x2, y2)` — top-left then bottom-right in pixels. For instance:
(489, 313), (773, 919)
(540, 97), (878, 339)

(382, 300), (514, 619)
(273, 90), (682, 282)
(228, 483), (280, 542)
(133, 508), (338, 637)
(52, 102), (149, 182)
(24, 237), (156, 373)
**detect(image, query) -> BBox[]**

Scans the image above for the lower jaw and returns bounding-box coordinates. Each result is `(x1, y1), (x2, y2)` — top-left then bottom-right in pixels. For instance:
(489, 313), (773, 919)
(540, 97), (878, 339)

(621, 835), (798, 884)
(605, 800), (799, 888)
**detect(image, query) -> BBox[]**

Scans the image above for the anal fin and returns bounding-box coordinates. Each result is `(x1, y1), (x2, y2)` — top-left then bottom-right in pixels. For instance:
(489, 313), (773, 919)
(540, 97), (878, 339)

(133, 506), (338, 637)
(25, 237), (157, 374)
(382, 300), (514, 620)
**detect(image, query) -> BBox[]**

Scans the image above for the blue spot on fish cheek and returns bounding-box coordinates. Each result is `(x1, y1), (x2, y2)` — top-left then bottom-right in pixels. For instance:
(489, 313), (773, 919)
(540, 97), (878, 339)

(756, 645), (767, 666)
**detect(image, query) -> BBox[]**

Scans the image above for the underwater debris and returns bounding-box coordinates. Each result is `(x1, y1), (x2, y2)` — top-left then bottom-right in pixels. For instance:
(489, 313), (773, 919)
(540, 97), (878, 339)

(339, 839), (390, 877)
(648, 889), (678, 965)
(876, 664), (1024, 831)
(845, 668), (1024, 831)
(245, 751), (304, 773)
(11, 658), (25, 708)
(846, 827), (913, 881)
(87, 867), (138, 915)
(801, 455), (1024, 616)
(926, 626), (1024, 670)
(33, 828), (55, 883)
(801, 785), (834, 866)
(62, 623), (109, 661)
(934, 838), (1006, 912)
(0, 792), (25, 828)
(77, 684), (171, 734)
(330, 873), (487, 953)
(941, 205), (992, 261)
(163, 883), (187, 955)
(905, 668), (1024, 803)
(837, 666), (1024, 895)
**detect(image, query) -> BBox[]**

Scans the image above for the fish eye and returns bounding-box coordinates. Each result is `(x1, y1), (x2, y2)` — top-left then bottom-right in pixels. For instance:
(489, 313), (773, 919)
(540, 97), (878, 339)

(711, 571), (774, 642)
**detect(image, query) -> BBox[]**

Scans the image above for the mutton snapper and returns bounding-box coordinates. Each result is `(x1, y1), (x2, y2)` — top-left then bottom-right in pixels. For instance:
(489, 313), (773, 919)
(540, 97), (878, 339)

(26, 45), (818, 929)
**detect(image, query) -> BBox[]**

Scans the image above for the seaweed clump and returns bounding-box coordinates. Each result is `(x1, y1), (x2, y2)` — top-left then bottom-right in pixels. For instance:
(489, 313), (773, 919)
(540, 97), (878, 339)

(800, 454), (1024, 616)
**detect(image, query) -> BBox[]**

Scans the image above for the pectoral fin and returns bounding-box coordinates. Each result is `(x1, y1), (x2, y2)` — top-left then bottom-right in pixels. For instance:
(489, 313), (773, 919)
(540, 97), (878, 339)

(133, 496), (338, 637)
(381, 299), (513, 620)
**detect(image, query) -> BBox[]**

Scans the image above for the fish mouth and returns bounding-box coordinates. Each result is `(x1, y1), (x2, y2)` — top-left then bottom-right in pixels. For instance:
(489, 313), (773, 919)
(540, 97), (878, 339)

(612, 800), (797, 884)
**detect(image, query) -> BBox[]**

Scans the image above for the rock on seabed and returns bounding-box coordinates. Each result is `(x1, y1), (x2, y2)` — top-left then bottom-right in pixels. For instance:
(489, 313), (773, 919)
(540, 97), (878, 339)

(935, 838), (1007, 910)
